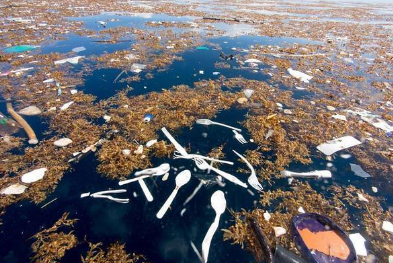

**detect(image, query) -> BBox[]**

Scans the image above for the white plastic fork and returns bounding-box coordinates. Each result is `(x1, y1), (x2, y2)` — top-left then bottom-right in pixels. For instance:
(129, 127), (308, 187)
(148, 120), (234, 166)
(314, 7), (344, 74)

(232, 150), (263, 192)
(196, 119), (242, 132)
(233, 130), (247, 144)
(194, 158), (247, 188)
(173, 151), (234, 165)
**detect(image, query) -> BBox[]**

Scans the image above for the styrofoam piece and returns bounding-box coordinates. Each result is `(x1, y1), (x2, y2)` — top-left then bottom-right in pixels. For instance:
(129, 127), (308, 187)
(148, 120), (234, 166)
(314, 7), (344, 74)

(317, 136), (362, 156)
(0, 184), (28, 195)
(287, 68), (313, 83)
(350, 163), (371, 178)
(21, 168), (47, 183)
(332, 114), (347, 121)
(54, 56), (84, 65)
(349, 233), (367, 256)
(60, 101), (74, 111)
(72, 46), (86, 53)
(245, 58), (262, 63)
(54, 138), (72, 147)
(382, 221), (393, 234)
(273, 227), (287, 237)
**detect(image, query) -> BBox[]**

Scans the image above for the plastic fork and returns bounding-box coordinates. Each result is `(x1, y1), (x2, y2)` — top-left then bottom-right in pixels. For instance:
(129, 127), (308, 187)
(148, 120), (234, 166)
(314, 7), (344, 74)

(232, 150), (263, 192)
(233, 130), (247, 144)
(196, 119), (242, 132)
(194, 158), (247, 188)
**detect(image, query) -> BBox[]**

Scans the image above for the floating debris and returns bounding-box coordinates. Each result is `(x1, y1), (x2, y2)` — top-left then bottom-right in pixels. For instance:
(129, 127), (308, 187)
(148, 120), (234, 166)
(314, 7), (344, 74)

(18, 106), (42, 116)
(0, 184), (28, 195)
(287, 68), (313, 83)
(317, 136), (362, 156)
(350, 163), (371, 178)
(21, 168), (47, 183)
(54, 56), (84, 65)
(54, 138), (73, 147)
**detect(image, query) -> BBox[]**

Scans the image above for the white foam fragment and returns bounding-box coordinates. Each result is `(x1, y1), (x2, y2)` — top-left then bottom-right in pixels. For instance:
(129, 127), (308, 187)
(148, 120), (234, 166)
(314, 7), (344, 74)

(43, 78), (55, 83)
(18, 105), (42, 116)
(21, 168), (47, 183)
(287, 68), (313, 83)
(70, 89), (78, 95)
(245, 58), (262, 63)
(372, 187), (378, 193)
(350, 163), (371, 178)
(54, 138), (72, 147)
(317, 136), (362, 156)
(357, 193), (369, 202)
(103, 115), (111, 122)
(298, 207), (305, 213)
(263, 211), (271, 221)
(146, 139), (157, 147)
(72, 46), (86, 53)
(54, 56), (84, 65)
(60, 101), (74, 111)
(130, 63), (147, 73)
(332, 114), (347, 121)
(122, 149), (131, 156)
(273, 227), (287, 237)
(382, 221), (393, 234)
(134, 145), (143, 154)
(0, 184), (28, 195)
(389, 255), (393, 263)
(349, 233), (367, 256)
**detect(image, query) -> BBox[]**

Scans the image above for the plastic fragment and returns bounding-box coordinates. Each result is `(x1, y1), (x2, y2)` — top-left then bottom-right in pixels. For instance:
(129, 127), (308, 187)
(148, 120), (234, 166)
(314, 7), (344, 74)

(350, 163), (371, 178)
(21, 168), (47, 183)
(349, 233), (367, 256)
(317, 136), (362, 156)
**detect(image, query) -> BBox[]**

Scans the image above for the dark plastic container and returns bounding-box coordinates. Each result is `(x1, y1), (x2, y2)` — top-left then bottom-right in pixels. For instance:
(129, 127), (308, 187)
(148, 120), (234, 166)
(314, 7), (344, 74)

(292, 213), (357, 263)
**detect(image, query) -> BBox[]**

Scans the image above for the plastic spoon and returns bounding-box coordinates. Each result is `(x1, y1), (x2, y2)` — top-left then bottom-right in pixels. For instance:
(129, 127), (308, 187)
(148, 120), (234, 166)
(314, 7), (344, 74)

(196, 119), (242, 132)
(202, 190), (226, 263)
(119, 163), (170, 186)
(156, 170), (191, 219)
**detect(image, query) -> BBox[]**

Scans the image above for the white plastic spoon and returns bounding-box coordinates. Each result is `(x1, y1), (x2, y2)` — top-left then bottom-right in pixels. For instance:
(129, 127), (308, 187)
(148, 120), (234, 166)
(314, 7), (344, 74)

(119, 163), (170, 186)
(201, 190), (226, 263)
(156, 170), (191, 219)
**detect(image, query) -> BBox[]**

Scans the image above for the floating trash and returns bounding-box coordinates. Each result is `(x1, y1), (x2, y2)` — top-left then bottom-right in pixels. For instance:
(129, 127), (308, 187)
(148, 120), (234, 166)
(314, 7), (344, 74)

(143, 113), (154, 122)
(4, 45), (38, 53)
(0, 184), (28, 195)
(350, 163), (371, 178)
(18, 106), (42, 116)
(54, 138), (72, 147)
(21, 168), (47, 183)
(287, 68), (313, 83)
(54, 56), (84, 65)
(317, 136), (362, 156)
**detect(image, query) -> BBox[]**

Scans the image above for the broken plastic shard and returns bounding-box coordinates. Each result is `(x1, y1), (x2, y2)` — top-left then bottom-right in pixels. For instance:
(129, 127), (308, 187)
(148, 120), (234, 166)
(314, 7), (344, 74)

(298, 207), (305, 213)
(287, 68), (313, 83)
(317, 136), (362, 156)
(263, 211), (271, 221)
(54, 56), (84, 65)
(54, 138), (72, 147)
(18, 106), (42, 116)
(4, 45), (38, 53)
(196, 46), (209, 50)
(146, 139), (157, 147)
(243, 89), (254, 98)
(357, 193), (369, 202)
(134, 145), (143, 155)
(103, 115), (111, 122)
(130, 63), (147, 73)
(273, 227), (287, 237)
(122, 149), (131, 156)
(0, 184), (28, 195)
(71, 46), (86, 53)
(332, 114), (347, 121)
(350, 163), (371, 178)
(349, 233), (367, 256)
(281, 170), (332, 179)
(60, 101), (74, 111)
(80, 192), (90, 198)
(382, 221), (393, 234)
(245, 58), (262, 63)
(21, 167), (47, 183)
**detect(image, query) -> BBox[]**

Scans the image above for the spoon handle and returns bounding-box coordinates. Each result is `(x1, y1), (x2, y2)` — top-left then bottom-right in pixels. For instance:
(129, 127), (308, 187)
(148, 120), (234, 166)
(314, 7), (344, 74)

(119, 175), (150, 185)
(202, 213), (221, 263)
(138, 179), (153, 202)
(210, 166), (248, 188)
(211, 121), (241, 132)
(157, 188), (179, 219)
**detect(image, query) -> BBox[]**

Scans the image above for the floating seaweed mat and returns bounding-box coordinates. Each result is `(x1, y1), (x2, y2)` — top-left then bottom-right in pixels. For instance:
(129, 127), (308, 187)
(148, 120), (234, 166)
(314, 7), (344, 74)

(292, 213), (357, 263)
(4, 45), (38, 53)
(0, 111), (20, 136)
